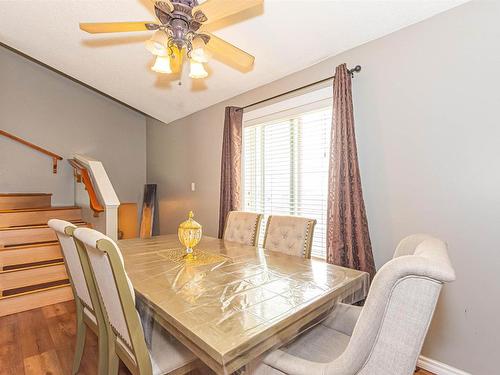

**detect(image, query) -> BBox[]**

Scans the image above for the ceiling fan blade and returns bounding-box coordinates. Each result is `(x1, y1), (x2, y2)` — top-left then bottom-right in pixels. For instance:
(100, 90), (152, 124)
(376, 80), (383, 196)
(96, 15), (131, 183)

(149, 0), (174, 14)
(79, 22), (158, 34)
(192, 0), (262, 24)
(203, 32), (255, 71)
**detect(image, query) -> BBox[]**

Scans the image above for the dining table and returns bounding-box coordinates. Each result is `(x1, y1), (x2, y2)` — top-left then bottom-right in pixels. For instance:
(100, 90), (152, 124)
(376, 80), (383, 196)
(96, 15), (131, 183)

(119, 234), (370, 375)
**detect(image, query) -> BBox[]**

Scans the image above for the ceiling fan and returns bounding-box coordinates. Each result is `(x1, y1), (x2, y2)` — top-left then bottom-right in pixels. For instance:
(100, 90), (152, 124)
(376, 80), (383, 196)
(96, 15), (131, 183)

(80, 0), (262, 81)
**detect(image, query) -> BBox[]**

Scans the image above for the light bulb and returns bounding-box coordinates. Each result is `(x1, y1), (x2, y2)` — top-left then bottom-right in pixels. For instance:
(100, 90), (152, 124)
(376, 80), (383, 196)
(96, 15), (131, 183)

(189, 60), (208, 79)
(145, 31), (169, 56)
(152, 56), (172, 74)
(190, 37), (211, 63)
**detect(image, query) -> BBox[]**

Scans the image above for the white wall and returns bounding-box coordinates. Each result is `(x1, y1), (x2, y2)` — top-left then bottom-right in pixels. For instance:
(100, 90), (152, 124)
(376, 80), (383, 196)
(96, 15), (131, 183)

(147, 1), (500, 373)
(0, 45), (146, 206)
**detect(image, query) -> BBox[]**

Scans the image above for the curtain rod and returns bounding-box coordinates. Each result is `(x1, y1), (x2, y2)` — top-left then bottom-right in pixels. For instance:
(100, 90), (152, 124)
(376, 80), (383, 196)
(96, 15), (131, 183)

(242, 65), (362, 111)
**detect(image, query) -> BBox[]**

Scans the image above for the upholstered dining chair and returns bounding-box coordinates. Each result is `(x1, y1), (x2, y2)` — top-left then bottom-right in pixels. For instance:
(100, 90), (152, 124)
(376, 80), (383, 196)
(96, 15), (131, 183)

(263, 215), (316, 258)
(251, 234), (456, 375)
(73, 227), (197, 375)
(223, 211), (263, 246)
(48, 219), (108, 375)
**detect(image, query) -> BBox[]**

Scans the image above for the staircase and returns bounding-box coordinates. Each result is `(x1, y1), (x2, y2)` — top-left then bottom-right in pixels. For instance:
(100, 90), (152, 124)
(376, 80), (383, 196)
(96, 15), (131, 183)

(0, 193), (88, 317)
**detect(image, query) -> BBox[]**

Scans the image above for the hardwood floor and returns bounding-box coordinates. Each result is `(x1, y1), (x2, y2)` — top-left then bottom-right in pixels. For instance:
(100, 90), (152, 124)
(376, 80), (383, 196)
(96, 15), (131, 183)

(0, 301), (434, 375)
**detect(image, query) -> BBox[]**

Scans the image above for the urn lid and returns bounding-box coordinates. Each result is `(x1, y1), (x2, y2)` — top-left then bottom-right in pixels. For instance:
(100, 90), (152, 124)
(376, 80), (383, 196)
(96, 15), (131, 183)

(178, 211), (202, 230)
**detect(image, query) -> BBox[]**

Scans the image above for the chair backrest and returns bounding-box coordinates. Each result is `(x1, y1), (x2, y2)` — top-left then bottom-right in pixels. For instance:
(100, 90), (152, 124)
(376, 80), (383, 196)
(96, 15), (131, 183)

(263, 215), (316, 258)
(73, 227), (151, 373)
(393, 233), (434, 258)
(328, 234), (456, 375)
(48, 219), (93, 309)
(223, 211), (263, 246)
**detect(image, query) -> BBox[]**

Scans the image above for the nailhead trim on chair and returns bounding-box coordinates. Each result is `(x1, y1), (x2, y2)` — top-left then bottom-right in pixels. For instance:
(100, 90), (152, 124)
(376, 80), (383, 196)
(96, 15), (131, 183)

(250, 215), (260, 246)
(112, 324), (134, 352)
(80, 299), (95, 315)
(303, 220), (314, 258)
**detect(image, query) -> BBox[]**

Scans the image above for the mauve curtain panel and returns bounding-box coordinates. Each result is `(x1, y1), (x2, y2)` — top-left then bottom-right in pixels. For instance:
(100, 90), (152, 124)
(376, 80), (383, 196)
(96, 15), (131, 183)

(218, 106), (243, 238)
(326, 63), (376, 279)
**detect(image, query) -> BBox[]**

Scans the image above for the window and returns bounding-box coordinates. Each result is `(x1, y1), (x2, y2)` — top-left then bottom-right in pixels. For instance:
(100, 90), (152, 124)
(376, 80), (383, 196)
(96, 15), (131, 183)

(243, 91), (332, 259)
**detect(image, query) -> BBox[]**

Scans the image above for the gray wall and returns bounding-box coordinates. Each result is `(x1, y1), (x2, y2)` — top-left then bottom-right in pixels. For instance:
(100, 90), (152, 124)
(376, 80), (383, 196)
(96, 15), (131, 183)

(0, 46), (146, 206)
(147, 1), (500, 373)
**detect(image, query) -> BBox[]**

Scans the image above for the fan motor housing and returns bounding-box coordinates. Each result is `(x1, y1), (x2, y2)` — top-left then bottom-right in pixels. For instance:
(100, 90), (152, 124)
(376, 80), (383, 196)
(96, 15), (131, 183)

(170, 18), (190, 48)
(155, 0), (205, 51)
(173, 0), (198, 7)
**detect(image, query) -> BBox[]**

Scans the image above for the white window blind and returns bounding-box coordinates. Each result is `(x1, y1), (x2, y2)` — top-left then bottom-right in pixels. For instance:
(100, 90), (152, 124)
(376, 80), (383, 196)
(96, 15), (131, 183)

(243, 105), (332, 259)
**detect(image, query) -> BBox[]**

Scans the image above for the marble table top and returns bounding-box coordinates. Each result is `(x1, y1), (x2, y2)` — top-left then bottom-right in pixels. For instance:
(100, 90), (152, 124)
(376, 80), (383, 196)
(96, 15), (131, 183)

(119, 234), (369, 374)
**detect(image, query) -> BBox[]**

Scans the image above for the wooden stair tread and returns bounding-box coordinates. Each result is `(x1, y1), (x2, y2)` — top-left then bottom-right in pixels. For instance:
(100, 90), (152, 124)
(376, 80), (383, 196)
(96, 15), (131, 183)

(0, 207), (83, 228)
(0, 220), (86, 231)
(0, 242), (63, 272)
(0, 260), (65, 274)
(3, 258), (64, 272)
(0, 221), (89, 249)
(0, 194), (53, 210)
(0, 284), (73, 317)
(0, 206), (80, 214)
(0, 283), (71, 300)
(0, 240), (59, 250)
(2, 279), (70, 297)
(0, 262), (68, 299)
(0, 193), (52, 197)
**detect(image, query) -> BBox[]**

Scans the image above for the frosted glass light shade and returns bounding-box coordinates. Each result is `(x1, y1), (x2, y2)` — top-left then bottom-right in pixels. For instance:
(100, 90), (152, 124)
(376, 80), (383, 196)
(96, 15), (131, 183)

(191, 37), (211, 63)
(152, 56), (172, 74)
(145, 31), (169, 56)
(189, 60), (208, 79)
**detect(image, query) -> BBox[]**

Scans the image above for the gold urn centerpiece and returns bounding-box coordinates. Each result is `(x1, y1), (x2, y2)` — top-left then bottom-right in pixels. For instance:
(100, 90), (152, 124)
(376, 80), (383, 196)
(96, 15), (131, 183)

(178, 211), (202, 260)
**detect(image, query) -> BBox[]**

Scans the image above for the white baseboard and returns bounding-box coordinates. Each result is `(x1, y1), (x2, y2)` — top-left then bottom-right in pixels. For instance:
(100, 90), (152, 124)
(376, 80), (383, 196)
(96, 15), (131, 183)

(418, 355), (471, 375)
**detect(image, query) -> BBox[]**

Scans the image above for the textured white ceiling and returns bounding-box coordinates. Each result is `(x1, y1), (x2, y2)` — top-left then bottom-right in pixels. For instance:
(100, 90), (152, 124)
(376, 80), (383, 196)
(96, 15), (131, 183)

(0, 0), (467, 124)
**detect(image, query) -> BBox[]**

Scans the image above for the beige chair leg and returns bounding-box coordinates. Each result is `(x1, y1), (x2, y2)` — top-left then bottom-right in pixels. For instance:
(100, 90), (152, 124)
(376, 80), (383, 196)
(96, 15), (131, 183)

(73, 301), (87, 375)
(97, 321), (108, 375)
(108, 345), (120, 375)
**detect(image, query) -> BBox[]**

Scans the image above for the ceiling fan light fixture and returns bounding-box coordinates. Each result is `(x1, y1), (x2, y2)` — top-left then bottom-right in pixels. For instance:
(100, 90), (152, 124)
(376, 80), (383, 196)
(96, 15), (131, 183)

(80, 0), (259, 80)
(152, 55), (172, 74)
(145, 30), (169, 56)
(189, 60), (208, 79)
(190, 37), (211, 63)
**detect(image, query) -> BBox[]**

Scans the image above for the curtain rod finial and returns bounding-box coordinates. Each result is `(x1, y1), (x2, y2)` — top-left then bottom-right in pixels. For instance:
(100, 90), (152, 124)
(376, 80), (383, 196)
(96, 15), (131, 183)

(350, 65), (362, 74)
(349, 65), (361, 78)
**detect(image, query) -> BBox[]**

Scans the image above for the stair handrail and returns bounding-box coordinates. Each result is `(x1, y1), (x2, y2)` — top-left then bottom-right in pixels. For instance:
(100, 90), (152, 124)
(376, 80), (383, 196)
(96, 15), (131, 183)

(0, 129), (63, 174)
(68, 159), (104, 217)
